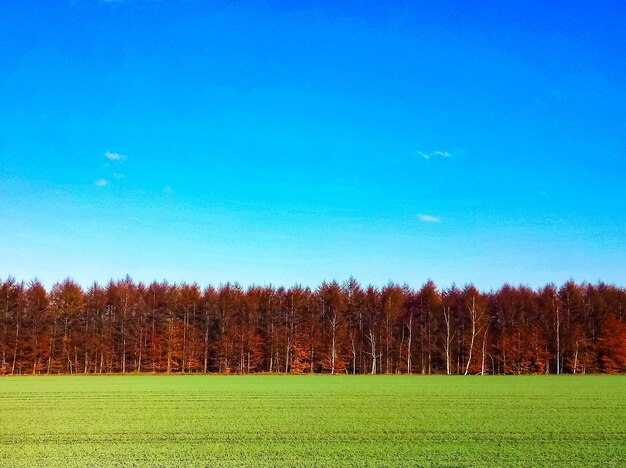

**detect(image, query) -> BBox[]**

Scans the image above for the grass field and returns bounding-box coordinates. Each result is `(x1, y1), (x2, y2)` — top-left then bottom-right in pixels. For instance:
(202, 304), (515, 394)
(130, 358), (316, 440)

(0, 375), (624, 467)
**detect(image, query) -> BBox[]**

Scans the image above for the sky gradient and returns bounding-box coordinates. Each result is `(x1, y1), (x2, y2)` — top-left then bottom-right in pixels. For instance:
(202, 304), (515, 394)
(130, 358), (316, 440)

(1, 1), (625, 290)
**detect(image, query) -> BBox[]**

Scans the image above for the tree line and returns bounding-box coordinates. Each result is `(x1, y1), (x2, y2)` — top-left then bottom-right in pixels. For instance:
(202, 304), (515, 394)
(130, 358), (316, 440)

(1, 277), (625, 375)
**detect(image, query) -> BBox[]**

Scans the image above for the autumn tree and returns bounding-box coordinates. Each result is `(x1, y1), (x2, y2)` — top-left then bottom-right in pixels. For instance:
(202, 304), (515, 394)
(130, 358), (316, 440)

(0, 277), (624, 375)
(599, 314), (626, 373)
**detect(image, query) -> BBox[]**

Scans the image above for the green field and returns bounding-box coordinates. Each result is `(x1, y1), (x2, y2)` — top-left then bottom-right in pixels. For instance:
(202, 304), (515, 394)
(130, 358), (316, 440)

(0, 375), (624, 467)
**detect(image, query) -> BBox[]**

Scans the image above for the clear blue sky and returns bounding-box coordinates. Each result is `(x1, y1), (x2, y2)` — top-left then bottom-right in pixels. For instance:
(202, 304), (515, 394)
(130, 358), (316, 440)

(1, 1), (625, 290)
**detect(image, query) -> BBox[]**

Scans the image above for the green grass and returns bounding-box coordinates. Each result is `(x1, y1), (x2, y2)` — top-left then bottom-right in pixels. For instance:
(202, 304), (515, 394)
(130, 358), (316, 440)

(0, 375), (624, 467)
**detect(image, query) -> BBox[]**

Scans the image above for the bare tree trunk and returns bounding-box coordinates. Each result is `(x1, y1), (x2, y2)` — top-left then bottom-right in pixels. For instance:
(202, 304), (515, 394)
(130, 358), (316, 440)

(47, 320), (57, 375)
(11, 318), (20, 374)
(329, 310), (338, 374)
(407, 314), (412, 374)
(121, 294), (128, 374)
(122, 333), (126, 374)
(269, 320), (274, 373)
(480, 326), (488, 375)
(379, 330), (383, 374)
(350, 333), (357, 375)
(204, 320), (209, 373)
(135, 321), (142, 373)
(331, 326), (336, 375)
(464, 296), (483, 376)
(32, 335), (38, 375)
(385, 298), (390, 374)
(1, 289), (8, 374)
(555, 301), (561, 375)
(397, 326), (404, 374)
(182, 310), (187, 373)
(367, 329), (377, 374)
(427, 310), (432, 375)
(443, 306), (452, 375)
(137, 332), (142, 374)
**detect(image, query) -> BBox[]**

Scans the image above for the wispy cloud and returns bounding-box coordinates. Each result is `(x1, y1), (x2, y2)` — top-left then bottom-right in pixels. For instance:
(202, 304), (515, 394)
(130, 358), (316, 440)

(94, 179), (108, 187)
(112, 172), (126, 180)
(104, 151), (126, 161)
(417, 213), (441, 223)
(163, 186), (173, 194)
(418, 150), (452, 160)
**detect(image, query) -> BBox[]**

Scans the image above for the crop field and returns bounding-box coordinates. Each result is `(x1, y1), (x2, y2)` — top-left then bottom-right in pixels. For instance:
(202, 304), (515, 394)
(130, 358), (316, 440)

(0, 375), (624, 467)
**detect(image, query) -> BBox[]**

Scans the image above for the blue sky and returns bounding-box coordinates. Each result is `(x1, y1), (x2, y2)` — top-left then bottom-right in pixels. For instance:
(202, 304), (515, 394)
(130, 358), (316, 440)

(1, 1), (625, 289)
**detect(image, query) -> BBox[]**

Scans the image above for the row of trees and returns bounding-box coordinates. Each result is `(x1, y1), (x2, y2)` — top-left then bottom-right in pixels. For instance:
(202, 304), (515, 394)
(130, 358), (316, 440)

(1, 277), (625, 375)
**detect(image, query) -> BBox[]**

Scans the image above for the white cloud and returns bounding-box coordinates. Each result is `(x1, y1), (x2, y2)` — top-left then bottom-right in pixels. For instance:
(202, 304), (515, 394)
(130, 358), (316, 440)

(418, 150), (452, 160)
(417, 213), (441, 223)
(94, 179), (108, 187)
(112, 172), (126, 179)
(104, 151), (126, 161)
(163, 186), (173, 194)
